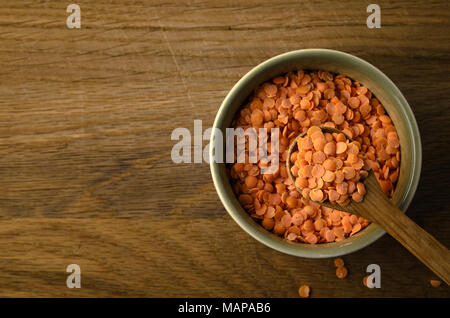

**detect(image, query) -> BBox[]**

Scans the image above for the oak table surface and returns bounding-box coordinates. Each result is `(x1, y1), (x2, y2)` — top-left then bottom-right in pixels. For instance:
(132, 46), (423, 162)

(0, 0), (449, 297)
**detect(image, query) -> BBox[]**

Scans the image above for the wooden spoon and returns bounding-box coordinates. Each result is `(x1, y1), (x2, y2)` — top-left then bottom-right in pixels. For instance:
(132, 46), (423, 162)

(286, 126), (450, 285)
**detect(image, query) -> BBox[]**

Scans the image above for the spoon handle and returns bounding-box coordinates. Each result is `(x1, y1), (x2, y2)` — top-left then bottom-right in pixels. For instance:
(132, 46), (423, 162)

(360, 176), (450, 285)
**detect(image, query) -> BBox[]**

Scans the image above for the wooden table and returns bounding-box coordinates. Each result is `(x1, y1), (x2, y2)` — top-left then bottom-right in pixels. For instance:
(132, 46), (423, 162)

(0, 0), (449, 297)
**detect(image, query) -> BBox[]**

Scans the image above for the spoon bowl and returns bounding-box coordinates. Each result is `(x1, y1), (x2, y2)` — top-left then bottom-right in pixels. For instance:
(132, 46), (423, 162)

(286, 126), (358, 213)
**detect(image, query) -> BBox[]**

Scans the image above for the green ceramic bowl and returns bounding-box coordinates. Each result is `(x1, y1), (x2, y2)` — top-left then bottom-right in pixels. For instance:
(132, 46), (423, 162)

(210, 49), (421, 258)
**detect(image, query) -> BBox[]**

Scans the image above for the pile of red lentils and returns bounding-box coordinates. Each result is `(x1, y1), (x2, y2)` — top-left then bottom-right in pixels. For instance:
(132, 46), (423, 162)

(293, 125), (368, 206)
(228, 70), (401, 244)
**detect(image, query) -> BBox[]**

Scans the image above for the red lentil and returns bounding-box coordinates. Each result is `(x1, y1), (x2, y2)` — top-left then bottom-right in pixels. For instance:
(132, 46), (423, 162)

(336, 266), (348, 279)
(228, 70), (401, 244)
(298, 285), (311, 298)
(430, 279), (441, 288)
(334, 258), (345, 268)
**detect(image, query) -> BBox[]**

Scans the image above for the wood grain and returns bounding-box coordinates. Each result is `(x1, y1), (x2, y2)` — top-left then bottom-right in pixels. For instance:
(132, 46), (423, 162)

(0, 0), (449, 297)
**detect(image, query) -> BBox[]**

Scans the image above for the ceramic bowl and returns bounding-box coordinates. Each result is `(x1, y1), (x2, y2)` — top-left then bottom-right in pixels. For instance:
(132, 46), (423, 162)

(210, 49), (421, 258)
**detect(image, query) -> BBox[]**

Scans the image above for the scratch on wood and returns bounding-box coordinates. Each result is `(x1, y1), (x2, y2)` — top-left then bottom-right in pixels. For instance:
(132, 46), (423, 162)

(158, 20), (196, 111)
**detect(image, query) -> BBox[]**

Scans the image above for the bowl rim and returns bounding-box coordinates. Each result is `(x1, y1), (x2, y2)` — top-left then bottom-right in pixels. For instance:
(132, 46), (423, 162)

(210, 48), (422, 258)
